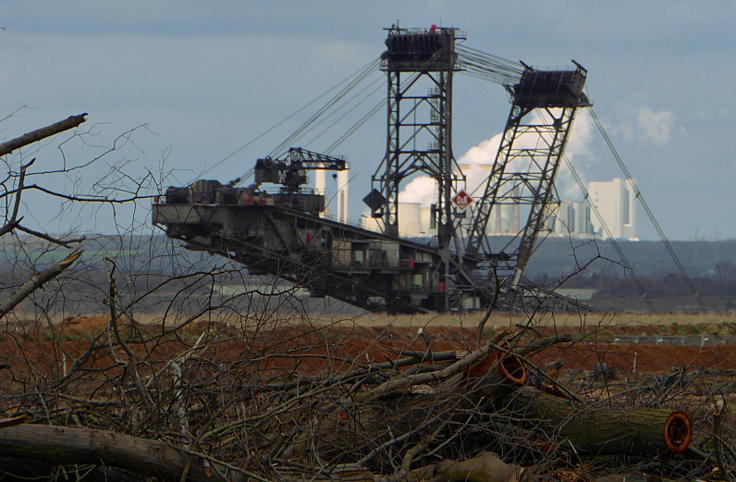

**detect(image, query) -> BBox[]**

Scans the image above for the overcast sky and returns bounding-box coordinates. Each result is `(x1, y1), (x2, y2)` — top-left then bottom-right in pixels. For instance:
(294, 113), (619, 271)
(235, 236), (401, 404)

(2, 1), (735, 240)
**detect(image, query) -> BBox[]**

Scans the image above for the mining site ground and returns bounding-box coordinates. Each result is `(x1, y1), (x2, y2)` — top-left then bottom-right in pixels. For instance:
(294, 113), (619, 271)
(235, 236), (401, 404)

(7, 312), (736, 378)
(2, 312), (734, 480)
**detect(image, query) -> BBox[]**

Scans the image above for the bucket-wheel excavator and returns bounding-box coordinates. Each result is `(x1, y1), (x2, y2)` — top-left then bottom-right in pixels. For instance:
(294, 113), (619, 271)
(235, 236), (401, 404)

(153, 25), (590, 313)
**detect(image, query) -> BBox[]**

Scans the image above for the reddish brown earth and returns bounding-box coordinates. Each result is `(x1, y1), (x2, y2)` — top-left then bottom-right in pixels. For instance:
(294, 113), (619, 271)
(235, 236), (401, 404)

(1, 316), (734, 386)
(533, 344), (735, 373)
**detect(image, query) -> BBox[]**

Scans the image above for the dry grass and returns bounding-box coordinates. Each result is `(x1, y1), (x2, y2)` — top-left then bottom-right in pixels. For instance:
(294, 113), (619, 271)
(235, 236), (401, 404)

(11, 310), (736, 334)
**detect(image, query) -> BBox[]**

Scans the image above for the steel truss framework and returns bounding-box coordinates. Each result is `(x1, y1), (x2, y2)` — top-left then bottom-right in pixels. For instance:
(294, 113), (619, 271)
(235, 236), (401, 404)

(254, 147), (346, 193)
(368, 27), (468, 310)
(463, 67), (590, 290)
(370, 27), (464, 247)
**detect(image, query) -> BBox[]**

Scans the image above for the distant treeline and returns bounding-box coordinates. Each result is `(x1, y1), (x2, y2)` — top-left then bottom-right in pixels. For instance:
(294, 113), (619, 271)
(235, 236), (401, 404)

(524, 237), (736, 280)
(558, 275), (736, 298)
(1, 233), (734, 284)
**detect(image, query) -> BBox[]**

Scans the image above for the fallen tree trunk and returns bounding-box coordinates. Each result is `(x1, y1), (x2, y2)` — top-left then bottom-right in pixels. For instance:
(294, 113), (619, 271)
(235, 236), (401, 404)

(503, 386), (693, 455)
(306, 352), (530, 468)
(466, 350), (528, 402)
(289, 335), (574, 467)
(0, 423), (243, 481)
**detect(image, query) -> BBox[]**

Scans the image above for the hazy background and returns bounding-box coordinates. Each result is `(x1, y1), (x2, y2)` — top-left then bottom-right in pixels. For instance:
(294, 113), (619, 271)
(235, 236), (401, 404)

(2, 1), (735, 240)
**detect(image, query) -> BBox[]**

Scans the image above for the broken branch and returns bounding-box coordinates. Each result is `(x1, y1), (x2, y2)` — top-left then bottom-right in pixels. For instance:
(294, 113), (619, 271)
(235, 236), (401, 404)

(0, 114), (87, 157)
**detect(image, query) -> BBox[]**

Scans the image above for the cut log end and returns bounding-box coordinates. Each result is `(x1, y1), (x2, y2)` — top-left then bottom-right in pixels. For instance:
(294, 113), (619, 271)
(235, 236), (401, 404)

(664, 411), (692, 453)
(466, 352), (527, 386)
(465, 352), (528, 401)
(499, 354), (527, 386)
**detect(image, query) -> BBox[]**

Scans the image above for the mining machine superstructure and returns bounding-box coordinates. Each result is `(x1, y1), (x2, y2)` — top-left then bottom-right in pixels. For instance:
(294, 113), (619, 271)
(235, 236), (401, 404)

(153, 25), (590, 313)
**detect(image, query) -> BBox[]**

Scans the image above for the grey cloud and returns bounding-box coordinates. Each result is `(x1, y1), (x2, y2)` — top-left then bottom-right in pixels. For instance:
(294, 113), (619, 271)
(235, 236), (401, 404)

(637, 108), (674, 146)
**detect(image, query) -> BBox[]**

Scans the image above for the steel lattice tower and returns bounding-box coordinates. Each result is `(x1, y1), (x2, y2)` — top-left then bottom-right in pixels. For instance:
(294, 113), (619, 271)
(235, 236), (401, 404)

(364, 26), (466, 310)
(367, 26), (464, 249)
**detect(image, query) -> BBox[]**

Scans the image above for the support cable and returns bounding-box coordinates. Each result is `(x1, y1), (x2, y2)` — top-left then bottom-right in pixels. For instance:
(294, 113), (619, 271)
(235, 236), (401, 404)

(456, 46), (524, 85)
(457, 45), (525, 73)
(197, 57), (380, 184)
(560, 151), (657, 313)
(304, 74), (385, 149)
(268, 58), (380, 159)
(456, 46), (524, 74)
(325, 97), (385, 154)
(588, 107), (707, 312)
(276, 71), (383, 153)
(324, 67), (429, 154)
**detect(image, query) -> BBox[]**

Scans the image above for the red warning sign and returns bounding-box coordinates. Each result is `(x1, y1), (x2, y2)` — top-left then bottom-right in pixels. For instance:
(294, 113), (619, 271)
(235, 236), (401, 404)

(452, 190), (473, 210)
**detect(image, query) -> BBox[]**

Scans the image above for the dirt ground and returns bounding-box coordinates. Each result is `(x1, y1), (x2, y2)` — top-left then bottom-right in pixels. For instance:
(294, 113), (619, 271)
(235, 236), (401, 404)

(328, 311), (736, 328)
(2, 314), (735, 382)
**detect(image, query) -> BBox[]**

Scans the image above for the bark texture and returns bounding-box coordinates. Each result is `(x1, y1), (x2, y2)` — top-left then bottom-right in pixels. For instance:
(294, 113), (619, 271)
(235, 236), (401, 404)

(504, 386), (692, 455)
(0, 423), (243, 481)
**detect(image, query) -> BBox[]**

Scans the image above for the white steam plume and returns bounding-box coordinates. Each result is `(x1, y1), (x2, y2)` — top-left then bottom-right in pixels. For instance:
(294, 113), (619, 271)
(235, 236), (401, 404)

(556, 109), (594, 200)
(398, 109), (595, 205)
(398, 176), (437, 205)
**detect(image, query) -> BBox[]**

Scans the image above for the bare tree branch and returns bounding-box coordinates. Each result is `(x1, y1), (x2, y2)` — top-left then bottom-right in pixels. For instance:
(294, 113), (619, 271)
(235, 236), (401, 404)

(0, 114), (87, 157)
(0, 250), (82, 319)
(14, 224), (85, 248)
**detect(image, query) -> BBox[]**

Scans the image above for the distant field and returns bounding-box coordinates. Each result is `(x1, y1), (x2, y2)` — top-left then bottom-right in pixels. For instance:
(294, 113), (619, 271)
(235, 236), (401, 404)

(14, 309), (736, 332)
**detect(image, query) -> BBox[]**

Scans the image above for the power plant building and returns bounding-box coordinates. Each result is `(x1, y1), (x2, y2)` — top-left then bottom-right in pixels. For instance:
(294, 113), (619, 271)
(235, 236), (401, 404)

(587, 178), (638, 240)
(548, 201), (594, 237)
(362, 177), (638, 241)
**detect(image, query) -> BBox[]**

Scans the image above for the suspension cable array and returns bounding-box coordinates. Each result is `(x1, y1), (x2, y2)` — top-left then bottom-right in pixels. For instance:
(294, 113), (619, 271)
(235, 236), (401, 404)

(267, 59), (381, 159)
(560, 150), (657, 313)
(193, 57), (382, 186)
(588, 107), (708, 312)
(455, 45), (524, 85)
(306, 76), (385, 151)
